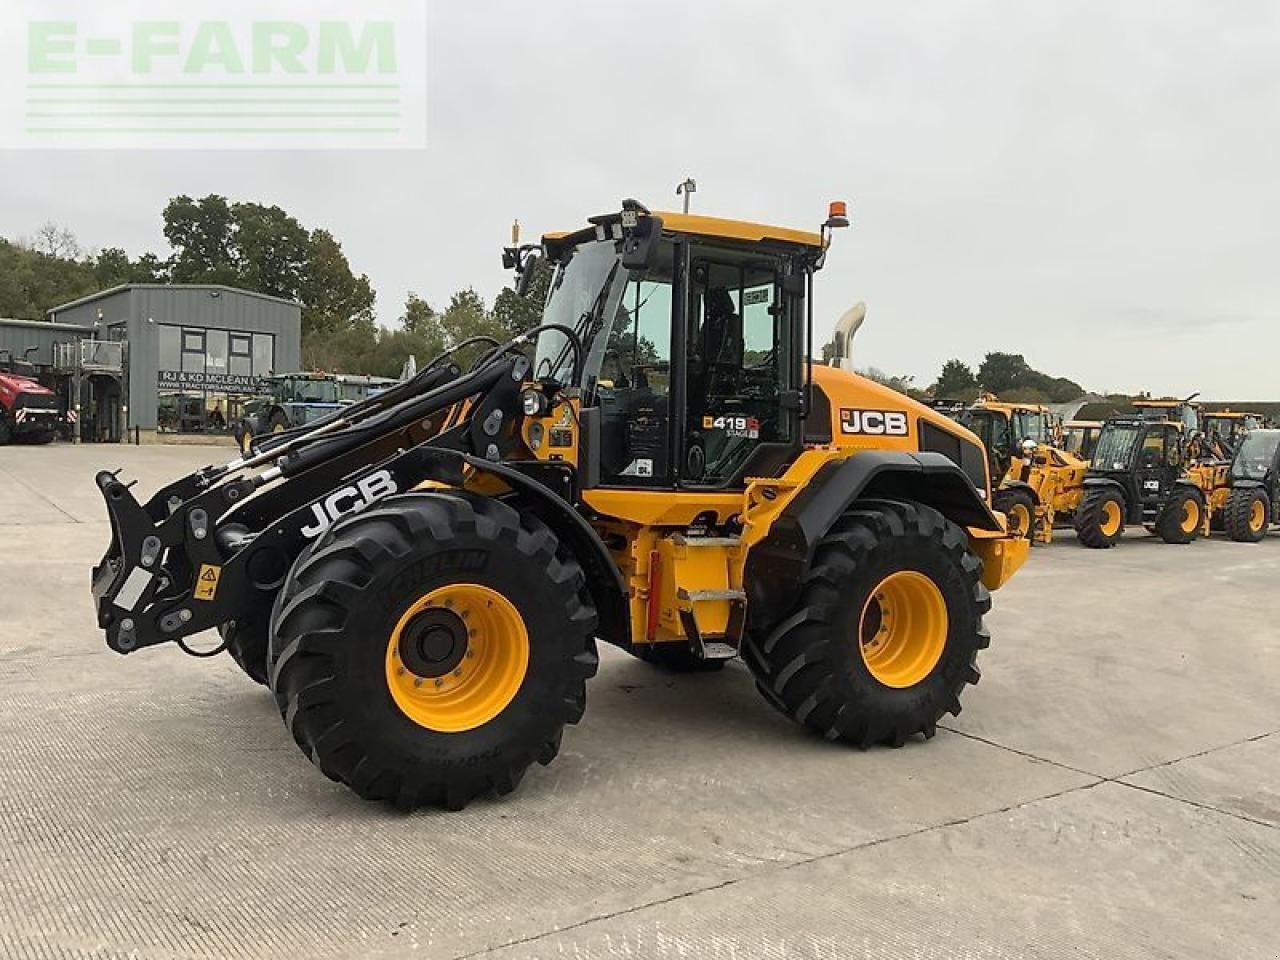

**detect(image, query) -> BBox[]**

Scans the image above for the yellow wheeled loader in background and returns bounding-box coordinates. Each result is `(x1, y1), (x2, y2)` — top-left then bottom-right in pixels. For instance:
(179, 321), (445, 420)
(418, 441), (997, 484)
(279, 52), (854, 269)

(91, 200), (1028, 810)
(957, 396), (1086, 543)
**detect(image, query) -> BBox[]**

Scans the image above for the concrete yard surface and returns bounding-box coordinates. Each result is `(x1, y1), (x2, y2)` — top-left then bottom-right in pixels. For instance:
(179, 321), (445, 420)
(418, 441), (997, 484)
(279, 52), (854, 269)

(1, 444), (1277, 959)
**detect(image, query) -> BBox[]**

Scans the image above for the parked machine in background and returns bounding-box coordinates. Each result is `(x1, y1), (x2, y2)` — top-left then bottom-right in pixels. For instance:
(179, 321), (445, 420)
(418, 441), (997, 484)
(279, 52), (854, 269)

(90, 200), (1028, 810)
(957, 395), (1084, 542)
(1073, 404), (1210, 548)
(1060, 420), (1103, 462)
(0, 350), (59, 445)
(1207, 428), (1280, 542)
(233, 373), (395, 452)
(1201, 410), (1263, 457)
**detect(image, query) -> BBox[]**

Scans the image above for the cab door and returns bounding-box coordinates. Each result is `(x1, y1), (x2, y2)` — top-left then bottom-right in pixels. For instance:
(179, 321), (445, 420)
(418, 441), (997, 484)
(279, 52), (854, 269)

(1135, 425), (1179, 505)
(681, 248), (801, 488)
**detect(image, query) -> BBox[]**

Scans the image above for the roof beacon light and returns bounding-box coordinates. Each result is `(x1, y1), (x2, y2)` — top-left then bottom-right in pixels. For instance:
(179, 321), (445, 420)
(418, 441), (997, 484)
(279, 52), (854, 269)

(825, 200), (850, 229)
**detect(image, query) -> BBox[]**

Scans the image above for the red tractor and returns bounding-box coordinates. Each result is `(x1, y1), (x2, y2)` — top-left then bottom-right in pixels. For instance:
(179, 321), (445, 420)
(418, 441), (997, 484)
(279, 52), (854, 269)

(0, 350), (60, 445)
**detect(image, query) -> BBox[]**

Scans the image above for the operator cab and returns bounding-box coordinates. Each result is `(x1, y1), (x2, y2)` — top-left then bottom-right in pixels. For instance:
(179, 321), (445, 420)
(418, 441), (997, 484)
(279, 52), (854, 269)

(533, 206), (820, 490)
(1231, 429), (1280, 483)
(959, 402), (1052, 480)
(1090, 417), (1186, 509)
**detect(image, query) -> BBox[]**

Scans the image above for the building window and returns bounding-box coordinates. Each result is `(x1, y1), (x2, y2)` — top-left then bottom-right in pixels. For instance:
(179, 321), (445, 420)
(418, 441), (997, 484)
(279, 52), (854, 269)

(252, 333), (274, 377)
(158, 325), (180, 372)
(182, 330), (205, 353)
(205, 329), (228, 374)
(229, 333), (252, 377)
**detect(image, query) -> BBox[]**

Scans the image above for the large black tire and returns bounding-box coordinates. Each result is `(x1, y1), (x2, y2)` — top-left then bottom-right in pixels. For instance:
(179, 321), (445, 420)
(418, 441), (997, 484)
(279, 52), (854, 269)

(1155, 488), (1204, 544)
(218, 611), (271, 686)
(0, 415), (12, 445)
(993, 487), (1036, 540)
(1224, 487), (1270, 543)
(269, 411), (290, 434)
(741, 500), (989, 748)
(268, 491), (598, 810)
(1074, 487), (1125, 549)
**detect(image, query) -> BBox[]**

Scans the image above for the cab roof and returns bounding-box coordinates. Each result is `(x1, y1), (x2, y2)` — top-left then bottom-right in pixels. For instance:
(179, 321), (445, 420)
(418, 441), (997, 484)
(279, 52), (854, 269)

(543, 210), (824, 256)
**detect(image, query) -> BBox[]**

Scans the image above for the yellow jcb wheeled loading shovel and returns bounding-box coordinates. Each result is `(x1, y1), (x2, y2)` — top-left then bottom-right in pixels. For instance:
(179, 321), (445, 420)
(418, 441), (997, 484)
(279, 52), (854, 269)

(90, 200), (1027, 810)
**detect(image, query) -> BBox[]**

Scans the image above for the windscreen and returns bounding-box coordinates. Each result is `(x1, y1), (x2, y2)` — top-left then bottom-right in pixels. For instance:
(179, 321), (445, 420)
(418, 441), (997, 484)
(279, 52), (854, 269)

(1231, 430), (1279, 481)
(1091, 423), (1143, 471)
(535, 239), (629, 388)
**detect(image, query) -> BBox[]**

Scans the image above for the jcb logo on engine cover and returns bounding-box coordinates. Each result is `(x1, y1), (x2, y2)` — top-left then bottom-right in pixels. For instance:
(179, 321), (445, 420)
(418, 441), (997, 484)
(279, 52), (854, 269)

(840, 409), (910, 437)
(300, 470), (399, 540)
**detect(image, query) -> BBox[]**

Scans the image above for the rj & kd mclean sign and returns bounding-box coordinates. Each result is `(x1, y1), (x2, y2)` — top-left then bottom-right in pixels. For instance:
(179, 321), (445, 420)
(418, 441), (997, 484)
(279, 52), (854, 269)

(158, 370), (268, 392)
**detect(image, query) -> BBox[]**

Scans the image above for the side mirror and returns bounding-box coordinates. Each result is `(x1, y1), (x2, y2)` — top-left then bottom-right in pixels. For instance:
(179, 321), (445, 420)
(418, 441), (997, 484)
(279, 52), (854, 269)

(515, 254), (542, 298)
(621, 215), (664, 271)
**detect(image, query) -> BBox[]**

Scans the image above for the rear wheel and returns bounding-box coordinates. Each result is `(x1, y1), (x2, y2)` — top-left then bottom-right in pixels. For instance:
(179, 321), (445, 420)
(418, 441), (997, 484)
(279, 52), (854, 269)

(742, 500), (989, 748)
(1155, 488), (1203, 544)
(993, 488), (1035, 540)
(1225, 487), (1270, 543)
(1074, 488), (1125, 548)
(268, 491), (598, 810)
(269, 412), (289, 434)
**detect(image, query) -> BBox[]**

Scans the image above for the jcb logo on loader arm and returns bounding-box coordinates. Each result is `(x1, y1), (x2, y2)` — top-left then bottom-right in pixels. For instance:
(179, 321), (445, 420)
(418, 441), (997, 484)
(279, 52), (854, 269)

(300, 470), (399, 540)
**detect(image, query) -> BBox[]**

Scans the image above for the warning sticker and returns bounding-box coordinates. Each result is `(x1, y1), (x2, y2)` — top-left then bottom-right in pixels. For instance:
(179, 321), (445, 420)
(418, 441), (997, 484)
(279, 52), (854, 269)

(194, 564), (222, 602)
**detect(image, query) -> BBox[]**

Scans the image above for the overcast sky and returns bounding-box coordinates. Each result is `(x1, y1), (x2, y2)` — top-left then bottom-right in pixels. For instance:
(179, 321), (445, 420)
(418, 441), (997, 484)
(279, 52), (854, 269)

(2, 0), (1277, 399)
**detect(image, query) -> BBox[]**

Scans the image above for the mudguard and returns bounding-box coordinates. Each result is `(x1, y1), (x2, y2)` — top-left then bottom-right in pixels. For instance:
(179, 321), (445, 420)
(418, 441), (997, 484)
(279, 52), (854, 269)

(744, 450), (1001, 631)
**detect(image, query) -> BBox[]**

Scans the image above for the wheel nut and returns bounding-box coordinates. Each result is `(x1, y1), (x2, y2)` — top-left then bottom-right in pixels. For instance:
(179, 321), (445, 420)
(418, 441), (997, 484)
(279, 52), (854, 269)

(434, 678), (444, 688)
(414, 678), (423, 688)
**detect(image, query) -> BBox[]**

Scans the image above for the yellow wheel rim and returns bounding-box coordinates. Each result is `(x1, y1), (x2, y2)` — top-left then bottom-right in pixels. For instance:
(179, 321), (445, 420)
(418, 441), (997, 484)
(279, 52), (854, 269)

(1180, 499), (1199, 534)
(1007, 502), (1032, 537)
(272, 422), (285, 434)
(1250, 499), (1266, 532)
(385, 583), (529, 733)
(240, 431), (253, 453)
(859, 571), (948, 689)
(1100, 500), (1123, 537)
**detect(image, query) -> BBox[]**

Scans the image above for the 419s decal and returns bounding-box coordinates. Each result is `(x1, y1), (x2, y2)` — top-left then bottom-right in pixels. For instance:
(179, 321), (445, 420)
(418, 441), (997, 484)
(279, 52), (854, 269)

(840, 409), (910, 437)
(703, 414), (760, 439)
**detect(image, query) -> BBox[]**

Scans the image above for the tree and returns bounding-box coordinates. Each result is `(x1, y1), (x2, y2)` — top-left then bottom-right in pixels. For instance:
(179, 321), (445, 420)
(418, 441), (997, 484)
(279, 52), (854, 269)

(31, 222), (80, 259)
(977, 352), (1033, 395)
(931, 359), (978, 399)
(439, 288), (509, 347)
(400, 292), (437, 336)
(297, 228), (376, 337)
(491, 258), (552, 337)
(163, 195), (238, 285)
(230, 202), (310, 301)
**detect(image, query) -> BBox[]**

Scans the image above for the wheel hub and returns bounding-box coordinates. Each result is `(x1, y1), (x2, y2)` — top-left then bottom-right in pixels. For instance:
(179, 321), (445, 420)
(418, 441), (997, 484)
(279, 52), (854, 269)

(398, 608), (468, 678)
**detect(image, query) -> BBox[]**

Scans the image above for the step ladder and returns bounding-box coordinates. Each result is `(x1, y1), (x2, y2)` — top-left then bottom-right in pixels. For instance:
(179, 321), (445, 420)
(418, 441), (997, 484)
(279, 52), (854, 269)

(672, 534), (745, 662)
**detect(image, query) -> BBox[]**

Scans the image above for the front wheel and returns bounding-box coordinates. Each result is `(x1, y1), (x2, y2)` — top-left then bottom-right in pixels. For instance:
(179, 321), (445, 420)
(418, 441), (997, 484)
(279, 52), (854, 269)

(1074, 488), (1125, 548)
(1155, 488), (1203, 544)
(993, 487), (1035, 540)
(268, 491), (598, 810)
(742, 500), (989, 748)
(1225, 487), (1270, 543)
